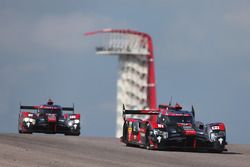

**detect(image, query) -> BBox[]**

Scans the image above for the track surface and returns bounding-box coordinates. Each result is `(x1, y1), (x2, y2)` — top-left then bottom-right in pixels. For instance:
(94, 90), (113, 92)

(0, 134), (249, 167)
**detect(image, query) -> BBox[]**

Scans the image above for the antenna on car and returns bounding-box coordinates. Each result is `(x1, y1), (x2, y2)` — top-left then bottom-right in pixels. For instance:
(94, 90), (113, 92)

(191, 105), (195, 118)
(169, 96), (173, 106)
(19, 101), (21, 113)
(122, 104), (126, 120)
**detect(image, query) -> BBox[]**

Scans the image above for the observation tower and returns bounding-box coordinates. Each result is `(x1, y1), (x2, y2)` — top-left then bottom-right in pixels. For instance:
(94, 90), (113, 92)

(85, 29), (157, 137)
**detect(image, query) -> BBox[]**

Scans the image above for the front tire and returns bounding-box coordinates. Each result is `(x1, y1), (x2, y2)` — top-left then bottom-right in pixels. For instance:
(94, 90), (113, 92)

(145, 123), (151, 150)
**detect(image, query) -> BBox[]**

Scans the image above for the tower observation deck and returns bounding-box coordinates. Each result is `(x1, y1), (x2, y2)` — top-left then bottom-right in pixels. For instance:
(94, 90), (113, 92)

(85, 29), (157, 137)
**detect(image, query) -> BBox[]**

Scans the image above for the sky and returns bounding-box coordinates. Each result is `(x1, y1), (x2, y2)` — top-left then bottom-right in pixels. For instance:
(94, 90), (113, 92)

(0, 0), (250, 144)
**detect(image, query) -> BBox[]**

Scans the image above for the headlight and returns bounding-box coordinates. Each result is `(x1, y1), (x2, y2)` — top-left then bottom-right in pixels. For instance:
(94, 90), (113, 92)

(74, 119), (80, 124)
(153, 129), (159, 135)
(68, 121), (73, 126)
(23, 118), (29, 122)
(29, 118), (36, 125)
(162, 132), (168, 139)
(210, 132), (217, 141)
(39, 118), (45, 121)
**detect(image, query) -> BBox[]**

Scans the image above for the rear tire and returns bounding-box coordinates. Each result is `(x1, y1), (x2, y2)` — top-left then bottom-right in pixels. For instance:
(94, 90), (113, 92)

(123, 122), (128, 143)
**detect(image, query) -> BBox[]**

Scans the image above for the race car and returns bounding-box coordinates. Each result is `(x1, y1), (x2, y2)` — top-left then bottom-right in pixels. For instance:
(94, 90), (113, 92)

(18, 99), (81, 136)
(121, 104), (227, 152)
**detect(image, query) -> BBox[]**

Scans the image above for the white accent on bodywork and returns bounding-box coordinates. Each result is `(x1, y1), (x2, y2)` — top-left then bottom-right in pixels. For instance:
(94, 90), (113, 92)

(218, 138), (223, 145)
(74, 119), (80, 124)
(157, 136), (162, 143)
(23, 118), (29, 122)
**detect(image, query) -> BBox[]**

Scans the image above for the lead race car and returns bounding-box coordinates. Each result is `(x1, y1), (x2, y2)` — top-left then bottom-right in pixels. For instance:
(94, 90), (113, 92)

(18, 99), (81, 136)
(121, 104), (227, 152)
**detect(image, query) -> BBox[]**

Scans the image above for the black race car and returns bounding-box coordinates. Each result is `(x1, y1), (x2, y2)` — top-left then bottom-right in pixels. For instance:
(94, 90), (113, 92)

(121, 104), (227, 152)
(18, 99), (81, 135)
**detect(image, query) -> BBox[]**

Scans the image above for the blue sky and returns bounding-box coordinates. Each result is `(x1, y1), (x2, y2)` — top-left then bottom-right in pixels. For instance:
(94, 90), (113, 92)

(0, 0), (250, 144)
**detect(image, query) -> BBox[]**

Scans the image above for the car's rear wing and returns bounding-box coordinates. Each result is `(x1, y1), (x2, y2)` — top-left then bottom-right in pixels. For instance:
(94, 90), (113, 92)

(20, 105), (75, 113)
(123, 110), (159, 115)
(62, 107), (74, 111)
(122, 104), (159, 116)
(20, 105), (39, 110)
(62, 107), (74, 113)
(20, 105), (38, 113)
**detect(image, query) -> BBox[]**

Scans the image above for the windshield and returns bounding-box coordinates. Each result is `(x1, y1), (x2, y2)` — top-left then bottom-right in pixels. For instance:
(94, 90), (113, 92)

(160, 115), (193, 124)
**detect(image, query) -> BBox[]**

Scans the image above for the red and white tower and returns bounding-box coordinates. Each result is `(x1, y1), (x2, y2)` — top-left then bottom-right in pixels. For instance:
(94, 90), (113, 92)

(85, 29), (157, 137)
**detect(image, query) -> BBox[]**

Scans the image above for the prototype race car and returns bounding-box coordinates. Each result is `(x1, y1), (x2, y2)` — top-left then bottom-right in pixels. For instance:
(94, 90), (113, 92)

(18, 99), (81, 136)
(121, 104), (227, 152)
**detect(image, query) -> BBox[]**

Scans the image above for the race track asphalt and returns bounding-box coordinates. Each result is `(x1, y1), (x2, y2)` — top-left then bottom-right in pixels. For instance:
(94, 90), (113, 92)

(0, 133), (249, 167)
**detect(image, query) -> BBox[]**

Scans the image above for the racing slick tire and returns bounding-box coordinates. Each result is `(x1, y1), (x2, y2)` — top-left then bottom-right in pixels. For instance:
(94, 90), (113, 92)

(145, 123), (152, 150)
(18, 125), (32, 134)
(123, 121), (128, 144)
(210, 145), (224, 153)
(64, 132), (80, 136)
(19, 130), (32, 134)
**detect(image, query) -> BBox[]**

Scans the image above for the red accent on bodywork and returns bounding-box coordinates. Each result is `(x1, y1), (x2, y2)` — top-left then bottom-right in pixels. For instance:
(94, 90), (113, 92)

(39, 105), (61, 110)
(177, 123), (192, 127)
(22, 112), (29, 117)
(219, 123), (225, 131)
(183, 130), (196, 136)
(47, 114), (57, 122)
(75, 114), (80, 119)
(193, 138), (197, 148)
(150, 121), (159, 129)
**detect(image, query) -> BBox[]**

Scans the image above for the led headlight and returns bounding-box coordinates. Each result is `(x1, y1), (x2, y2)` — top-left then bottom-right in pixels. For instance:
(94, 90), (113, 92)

(23, 118), (29, 122)
(74, 119), (80, 124)
(210, 132), (217, 141)
(162, 132), (168, 139)
(29, 118), (36, 125)
(39, 118), (45, 121)
(68, 121), (73, 126)
(153, 129), (159, 135)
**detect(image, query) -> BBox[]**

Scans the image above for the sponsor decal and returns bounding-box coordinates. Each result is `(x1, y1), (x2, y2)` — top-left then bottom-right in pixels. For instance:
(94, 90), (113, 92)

(128, 127), (132, 133)
(158, 124), (164, 128)
(212, 126), (220, 130)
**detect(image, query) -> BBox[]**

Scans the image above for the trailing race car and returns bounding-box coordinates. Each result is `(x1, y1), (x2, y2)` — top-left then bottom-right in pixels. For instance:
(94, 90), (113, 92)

(18, 99), (81, 136)
(121, 104), (227, 152)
